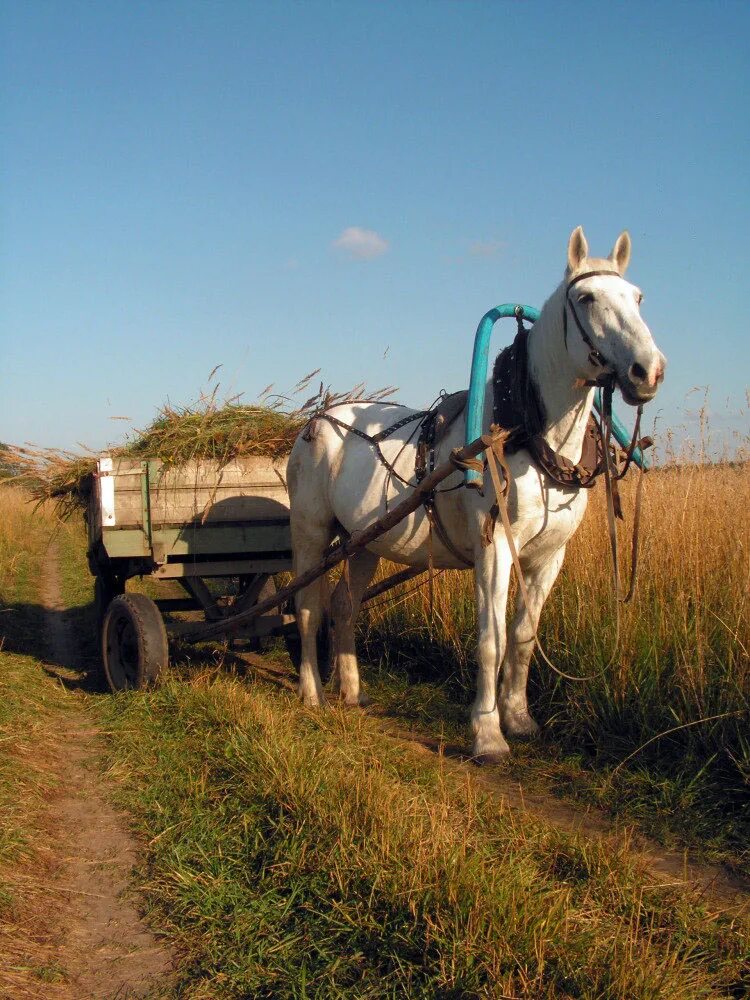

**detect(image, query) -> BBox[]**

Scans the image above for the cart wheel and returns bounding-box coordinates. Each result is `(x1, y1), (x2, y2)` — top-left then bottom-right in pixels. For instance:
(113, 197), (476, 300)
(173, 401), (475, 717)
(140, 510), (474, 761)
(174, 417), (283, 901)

(94, 575), (124, 630)
(284, 611), (332, 684)
(102, 594), (168, 692)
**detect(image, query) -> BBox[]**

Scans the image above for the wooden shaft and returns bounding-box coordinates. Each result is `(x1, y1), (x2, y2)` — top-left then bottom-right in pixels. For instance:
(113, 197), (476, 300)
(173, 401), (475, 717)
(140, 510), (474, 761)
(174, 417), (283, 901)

(185, 429), (502, 644)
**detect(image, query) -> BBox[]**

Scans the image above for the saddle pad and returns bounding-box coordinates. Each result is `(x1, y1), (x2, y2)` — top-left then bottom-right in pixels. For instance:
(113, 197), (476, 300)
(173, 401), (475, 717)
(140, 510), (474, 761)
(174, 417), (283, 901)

(434, 390), (469, 444)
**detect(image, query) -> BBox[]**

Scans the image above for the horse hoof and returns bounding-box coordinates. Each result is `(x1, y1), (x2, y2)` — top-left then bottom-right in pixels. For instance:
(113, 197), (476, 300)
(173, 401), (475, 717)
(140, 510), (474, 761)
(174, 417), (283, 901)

(503, 716), (540, 740)
(300, 692), (324, 709)
(343, 693), (372, 709)
(473, 752), (509, 767)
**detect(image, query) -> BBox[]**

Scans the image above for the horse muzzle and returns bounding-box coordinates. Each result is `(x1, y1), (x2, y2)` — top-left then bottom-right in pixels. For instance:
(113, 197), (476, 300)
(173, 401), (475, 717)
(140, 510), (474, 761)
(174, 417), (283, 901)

(618, 354), (666, 405)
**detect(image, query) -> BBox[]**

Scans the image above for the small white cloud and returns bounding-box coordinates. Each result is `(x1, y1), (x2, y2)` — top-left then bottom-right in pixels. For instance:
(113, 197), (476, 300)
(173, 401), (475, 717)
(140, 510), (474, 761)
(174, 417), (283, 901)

(468, 239), (506, 258)
(333, 226), (389, 260)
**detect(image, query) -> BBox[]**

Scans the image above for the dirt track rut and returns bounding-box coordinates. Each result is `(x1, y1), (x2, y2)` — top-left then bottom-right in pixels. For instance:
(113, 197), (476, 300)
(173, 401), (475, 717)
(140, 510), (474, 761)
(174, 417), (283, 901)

(382, 723), (750, 916)
(34, 544), (173, 1000)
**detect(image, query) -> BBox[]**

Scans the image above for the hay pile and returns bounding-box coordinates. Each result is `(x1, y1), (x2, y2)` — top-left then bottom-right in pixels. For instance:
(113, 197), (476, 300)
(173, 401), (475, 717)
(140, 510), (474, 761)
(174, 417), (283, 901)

(9, 372), (396, 518)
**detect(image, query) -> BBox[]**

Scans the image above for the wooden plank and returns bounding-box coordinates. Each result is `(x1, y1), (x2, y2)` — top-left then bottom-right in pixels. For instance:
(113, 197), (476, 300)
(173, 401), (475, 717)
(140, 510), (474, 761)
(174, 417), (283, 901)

(153, 558), (292, 578)
(167, 613), (295, 639)
(100, 528), (151, 558)
(109, 456), (288, 490)
(150, 523), (291, 558)
(100, 523), (291, 563)
(113, 490), (290, 528)
(149, 487), (289, 526)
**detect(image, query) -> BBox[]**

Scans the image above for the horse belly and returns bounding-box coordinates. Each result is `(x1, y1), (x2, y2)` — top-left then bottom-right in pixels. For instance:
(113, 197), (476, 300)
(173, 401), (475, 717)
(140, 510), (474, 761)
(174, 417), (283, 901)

(329, 450), (470, 568)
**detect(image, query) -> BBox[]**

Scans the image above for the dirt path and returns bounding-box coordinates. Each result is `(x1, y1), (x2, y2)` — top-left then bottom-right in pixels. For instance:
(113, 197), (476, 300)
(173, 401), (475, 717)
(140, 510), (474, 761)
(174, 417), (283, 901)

(29, 545), (174, 999)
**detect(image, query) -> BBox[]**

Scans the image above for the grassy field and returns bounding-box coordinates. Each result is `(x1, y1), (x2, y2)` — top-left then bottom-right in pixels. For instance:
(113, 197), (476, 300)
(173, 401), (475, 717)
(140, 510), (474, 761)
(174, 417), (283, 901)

(1, 452), (749, 997)
(361, 458), (750, 872)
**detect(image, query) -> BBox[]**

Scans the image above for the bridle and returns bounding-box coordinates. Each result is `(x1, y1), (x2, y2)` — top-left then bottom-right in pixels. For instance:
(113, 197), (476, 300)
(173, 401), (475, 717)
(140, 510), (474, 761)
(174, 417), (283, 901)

(563, 267), (626, 374)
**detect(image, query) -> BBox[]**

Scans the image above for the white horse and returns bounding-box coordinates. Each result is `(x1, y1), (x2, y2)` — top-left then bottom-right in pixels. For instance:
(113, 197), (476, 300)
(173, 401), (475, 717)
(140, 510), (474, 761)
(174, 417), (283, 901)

(287, 228), (665, 762)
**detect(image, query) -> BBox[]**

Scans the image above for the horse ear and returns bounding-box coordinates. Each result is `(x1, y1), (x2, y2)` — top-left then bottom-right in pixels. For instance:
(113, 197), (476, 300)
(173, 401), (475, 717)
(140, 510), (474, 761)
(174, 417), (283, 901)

(609, 230), (631, 274)
(567, 226), (588, 272)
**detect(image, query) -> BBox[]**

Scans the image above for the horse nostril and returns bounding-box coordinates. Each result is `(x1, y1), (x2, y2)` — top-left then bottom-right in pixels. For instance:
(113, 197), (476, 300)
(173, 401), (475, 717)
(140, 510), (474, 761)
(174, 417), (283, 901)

(629, 362), (648, 383)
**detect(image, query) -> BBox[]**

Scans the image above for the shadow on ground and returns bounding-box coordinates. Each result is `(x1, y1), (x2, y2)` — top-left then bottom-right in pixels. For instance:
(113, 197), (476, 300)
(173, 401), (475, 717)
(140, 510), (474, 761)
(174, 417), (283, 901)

(0, 599), (105, 694)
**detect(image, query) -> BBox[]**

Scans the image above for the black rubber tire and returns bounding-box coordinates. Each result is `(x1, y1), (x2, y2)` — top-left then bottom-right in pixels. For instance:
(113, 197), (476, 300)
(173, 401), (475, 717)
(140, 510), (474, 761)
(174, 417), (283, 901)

(283, 611), (333, 684)
(102, 593), (169, 692)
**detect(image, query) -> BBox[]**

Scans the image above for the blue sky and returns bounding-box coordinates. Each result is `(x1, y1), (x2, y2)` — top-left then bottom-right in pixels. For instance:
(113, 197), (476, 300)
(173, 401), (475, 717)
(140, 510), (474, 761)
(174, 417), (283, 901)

(2, 1), (748, 456)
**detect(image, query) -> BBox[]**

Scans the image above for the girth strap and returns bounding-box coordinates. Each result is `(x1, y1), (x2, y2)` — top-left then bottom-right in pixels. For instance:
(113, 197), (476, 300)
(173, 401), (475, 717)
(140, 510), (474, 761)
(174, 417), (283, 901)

(416, 403), (473, 567)
(424, 495), (473, 568)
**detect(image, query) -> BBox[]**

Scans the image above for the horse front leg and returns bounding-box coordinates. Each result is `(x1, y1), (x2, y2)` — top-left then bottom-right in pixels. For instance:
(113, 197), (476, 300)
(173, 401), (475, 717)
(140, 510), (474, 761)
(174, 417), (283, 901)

(501, 546), (566, 738)
(329, 549), (380, 707)
(471, 538), (513, 763)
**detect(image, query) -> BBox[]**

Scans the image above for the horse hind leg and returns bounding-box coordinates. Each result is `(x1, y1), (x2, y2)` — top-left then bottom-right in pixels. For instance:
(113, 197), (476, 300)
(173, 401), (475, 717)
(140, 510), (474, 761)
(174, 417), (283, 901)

(329, 549), (380, 707)
(291, 517), (336, 709)
(500, 545), (566, 738)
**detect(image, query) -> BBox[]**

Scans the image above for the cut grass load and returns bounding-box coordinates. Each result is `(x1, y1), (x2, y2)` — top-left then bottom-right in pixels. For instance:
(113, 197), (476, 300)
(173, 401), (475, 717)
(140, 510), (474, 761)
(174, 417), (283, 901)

(8, 374), (396, 517)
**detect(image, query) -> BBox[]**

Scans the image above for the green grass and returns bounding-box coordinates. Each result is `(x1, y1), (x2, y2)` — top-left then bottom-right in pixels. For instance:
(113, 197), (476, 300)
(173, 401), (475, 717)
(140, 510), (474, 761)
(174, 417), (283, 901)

(362, 658), (750, 876)
(0, 488), (70, 878)
(0, 487), (73, 997)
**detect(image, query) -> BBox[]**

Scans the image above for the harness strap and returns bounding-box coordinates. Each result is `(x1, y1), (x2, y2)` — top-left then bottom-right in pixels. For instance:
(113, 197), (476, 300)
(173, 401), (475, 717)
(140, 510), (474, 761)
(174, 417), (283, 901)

(622, 459), (645, 604)
(602, 387), (622, 600)
(312, 409), (429, 487)
(425, 496), (474, 568)
(416, 404), (474, 567)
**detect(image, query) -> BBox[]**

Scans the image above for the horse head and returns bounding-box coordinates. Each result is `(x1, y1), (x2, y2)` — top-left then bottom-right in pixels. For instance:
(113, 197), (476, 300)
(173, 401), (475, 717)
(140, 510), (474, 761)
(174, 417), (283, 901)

(564, 226), (666, 406)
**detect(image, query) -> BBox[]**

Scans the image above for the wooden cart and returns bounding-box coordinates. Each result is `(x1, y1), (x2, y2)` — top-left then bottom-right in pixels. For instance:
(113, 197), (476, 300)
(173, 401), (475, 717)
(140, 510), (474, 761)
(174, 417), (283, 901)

(86, 454), (307, 691)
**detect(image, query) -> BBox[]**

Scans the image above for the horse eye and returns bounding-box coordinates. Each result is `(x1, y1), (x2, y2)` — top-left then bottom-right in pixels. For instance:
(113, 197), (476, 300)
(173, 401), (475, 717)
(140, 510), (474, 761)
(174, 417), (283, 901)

(577, 292), (594, 305)
(636, 292), (644, 305)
